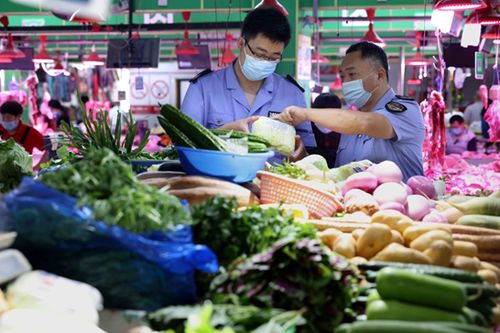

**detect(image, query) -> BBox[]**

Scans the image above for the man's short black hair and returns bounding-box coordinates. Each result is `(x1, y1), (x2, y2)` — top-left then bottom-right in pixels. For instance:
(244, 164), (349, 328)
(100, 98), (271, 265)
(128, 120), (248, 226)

(0, 101), (23, 116)
(241, 7), (291, 46)
(450, 114), (465, 124)
(312, 93), (342, 109)
(346, 41), (389, 80)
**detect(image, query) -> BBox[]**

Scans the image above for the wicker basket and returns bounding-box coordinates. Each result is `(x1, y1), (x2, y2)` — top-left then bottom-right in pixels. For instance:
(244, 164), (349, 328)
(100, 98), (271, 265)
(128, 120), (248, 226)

(257, 171), (343, 219)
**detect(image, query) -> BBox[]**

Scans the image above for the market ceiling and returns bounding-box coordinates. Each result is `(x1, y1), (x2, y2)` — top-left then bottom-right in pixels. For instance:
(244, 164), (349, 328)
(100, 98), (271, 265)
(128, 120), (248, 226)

(1, 0), (445, 61)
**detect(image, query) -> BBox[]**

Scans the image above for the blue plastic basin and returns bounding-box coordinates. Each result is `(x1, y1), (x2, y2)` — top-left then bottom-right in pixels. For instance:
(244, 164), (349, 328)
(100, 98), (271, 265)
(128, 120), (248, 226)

(176, 146), (274, 183)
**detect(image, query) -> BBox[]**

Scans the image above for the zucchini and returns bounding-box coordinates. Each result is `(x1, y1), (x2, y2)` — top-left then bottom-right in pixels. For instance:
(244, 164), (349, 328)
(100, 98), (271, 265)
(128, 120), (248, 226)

(367, 300), (467, 323)
(158, 117), (196, 149)
(358, 262), (483, 283)
(367, 290), (381, 305)
(336, 321), (471, 333)
(160, 104), (227, 151)
(438, 322), (492, 333)
(211, 129), (271, 146)
(376, 267), (466, 312)
(452, 197), (500, 216)
(457, 214), (500, 230)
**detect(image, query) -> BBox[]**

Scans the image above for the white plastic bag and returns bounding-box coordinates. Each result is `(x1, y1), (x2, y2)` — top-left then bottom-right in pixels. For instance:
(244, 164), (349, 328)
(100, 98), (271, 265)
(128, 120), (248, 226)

(252, 117), (296, 155)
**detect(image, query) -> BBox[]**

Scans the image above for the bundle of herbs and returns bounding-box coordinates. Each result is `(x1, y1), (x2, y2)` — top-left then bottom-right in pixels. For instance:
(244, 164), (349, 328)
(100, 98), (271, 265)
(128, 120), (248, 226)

(209, 238), (359, 333)
(191, 196), (316, 267)
(39, 148), (190, 233)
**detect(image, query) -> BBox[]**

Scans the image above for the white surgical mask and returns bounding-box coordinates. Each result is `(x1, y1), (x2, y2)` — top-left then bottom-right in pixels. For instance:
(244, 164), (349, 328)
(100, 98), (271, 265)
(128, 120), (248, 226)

(342, 72), (378, 108)
(239, 47), (278, 81)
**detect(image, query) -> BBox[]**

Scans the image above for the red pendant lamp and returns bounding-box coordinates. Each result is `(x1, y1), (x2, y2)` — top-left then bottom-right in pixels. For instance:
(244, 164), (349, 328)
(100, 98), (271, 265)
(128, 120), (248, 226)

(361, 9), (385, 48)
(0, 57), (12, 63)
(220, 34), (237, 65)
(406, 32), (432, 66)
(83, 45), (104, 66)
(407, 67), (422, 85)
(329, 74), (342, 90)
(311, 50), (329, 64)
(0, 34), (25, 59)
(254, 0), (288, 16)
(482, 25), (500, 39)
(33, 35), (54, 64)
(466, 1), (500, 25)
(176, 11), (199, 56)
(435, 0), (487, 10)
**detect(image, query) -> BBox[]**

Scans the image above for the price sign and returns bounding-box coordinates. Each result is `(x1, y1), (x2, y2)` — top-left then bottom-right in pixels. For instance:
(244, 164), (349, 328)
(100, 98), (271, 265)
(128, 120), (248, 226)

(475, 51), (485, 80)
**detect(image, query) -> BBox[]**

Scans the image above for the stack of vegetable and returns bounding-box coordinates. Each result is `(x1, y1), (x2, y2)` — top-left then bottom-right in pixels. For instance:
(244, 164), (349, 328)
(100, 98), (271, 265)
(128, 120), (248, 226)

(356, 263), (500, 328)
(339, 266), (495, 332)
(40, 148), (190, 233)
(0, 138), (33, 193)
(209, 238), (359, 333)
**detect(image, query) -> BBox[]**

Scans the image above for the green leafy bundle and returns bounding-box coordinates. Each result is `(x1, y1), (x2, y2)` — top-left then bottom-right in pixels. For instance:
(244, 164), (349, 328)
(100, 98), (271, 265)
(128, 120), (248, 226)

(0, 138), (33, 193)
(209, 238), (359, 333)
(191, 196), (316, 267)
(60, 107), (151, 160)
(268, 161), (306, 180)
(40, 148), (190, 233)
(148, 303), (304, 333)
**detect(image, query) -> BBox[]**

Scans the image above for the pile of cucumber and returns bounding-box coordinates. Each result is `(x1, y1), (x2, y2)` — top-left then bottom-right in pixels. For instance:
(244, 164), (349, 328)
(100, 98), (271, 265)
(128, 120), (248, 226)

(158, 104), (272, 153)
(341, 263), (498, 333)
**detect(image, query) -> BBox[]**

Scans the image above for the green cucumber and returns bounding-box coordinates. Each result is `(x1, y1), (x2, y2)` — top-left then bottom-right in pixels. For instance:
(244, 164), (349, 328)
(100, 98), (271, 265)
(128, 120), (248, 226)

(358, 262), (483, 283)
(367, 300), (467, 323)
(158, 117), (196, 149)
(336, 321), (466, 333)
(160, 104), (227, 151)
(376, 267), (467, 312)
(457, 214), (500, 230)
(464, 283), (500, 298)
(452, 197), (500, 216)
(247, 142), (269, 153)
(367, 290), (381, 305)
(462, 307), (488, 327)
(211, 129), (271, 146)
(438, 322), (492, 333)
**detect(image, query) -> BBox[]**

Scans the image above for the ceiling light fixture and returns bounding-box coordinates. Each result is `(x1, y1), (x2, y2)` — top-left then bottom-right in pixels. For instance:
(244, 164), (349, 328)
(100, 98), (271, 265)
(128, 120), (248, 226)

(254, 0), (288, 16)
(361, 8), (386, 48)
(83, 45), (105, 66)
(33, 35), (54, 64)
(435, 0), (487, 11)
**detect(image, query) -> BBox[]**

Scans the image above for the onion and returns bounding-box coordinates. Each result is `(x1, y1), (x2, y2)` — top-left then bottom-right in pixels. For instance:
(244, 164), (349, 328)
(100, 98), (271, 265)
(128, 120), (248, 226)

(422, 210), (449, 224)
(406, 195), (431, 221)
(407, 176), (437, 199)
(368, 160), (403, 184)
(343, 172), (378, 195)
(373, 182), (408, 205)
(402, 183), (413, 195)
(379, 201), (407, 214)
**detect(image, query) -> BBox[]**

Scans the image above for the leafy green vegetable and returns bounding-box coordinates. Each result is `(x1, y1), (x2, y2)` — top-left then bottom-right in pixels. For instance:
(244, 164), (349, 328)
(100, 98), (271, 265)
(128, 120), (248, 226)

(209, 238), (359, 333)
(60, 106), (151, 161)
(192, 196), (316, 267)
(268, 161), (306, 180)
(0, 138), (33, 193)
(148, 303), (304, 333)
(40, 146), (78, 169)
(40, 148), (190, 233)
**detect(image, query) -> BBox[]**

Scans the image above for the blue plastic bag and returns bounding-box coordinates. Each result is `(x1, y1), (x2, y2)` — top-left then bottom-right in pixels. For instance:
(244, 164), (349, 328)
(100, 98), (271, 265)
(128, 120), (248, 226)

(3, 177), (219, 310)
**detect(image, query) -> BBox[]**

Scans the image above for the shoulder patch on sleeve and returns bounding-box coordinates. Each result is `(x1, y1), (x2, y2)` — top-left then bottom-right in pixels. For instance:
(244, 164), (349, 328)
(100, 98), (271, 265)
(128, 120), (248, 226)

(189, 68), (213, 84)
(395, 94), (415, 101)
(285, 74), (305, 93)
(385, 101), (407, 113)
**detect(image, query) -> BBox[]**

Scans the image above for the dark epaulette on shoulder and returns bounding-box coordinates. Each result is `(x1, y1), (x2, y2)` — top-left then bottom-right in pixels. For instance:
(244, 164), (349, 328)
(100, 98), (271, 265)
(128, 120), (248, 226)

(285, 74), (305, 93)
(395, 94), (415, 102)
(189, 68), (212, 84)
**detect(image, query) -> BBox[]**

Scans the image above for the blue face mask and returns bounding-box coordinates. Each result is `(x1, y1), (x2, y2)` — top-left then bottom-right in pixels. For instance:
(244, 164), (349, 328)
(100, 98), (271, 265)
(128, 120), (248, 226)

(342, 73), (377, 108)
(1, 120), (18, 131)
(450, 127), (463, 136)
(239, 47), (278, 81)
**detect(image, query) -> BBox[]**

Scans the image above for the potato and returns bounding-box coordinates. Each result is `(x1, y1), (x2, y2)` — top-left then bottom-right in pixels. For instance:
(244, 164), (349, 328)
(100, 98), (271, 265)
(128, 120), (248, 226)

(423, 240), (453, 266)
(453, 241), (478, 258)
(410, 230), (453, 252)
(480, 261), (500, 282)
(493, 305), (500, 326)
(371, 210), (414, 233)
(441, 206), (464, 224)
(478, 269), (498, 285)
(452, 255), (481, 272)
(356, 223), (393, 259)
(318, 228), (343, 250)
(372, 243), (432, 265)
(390, 230), (404, 245)
(403, 224), (450, 245)
(352, 229), (364, 241)
(350, 256), (368, 265)
(333, 234), (356, 259)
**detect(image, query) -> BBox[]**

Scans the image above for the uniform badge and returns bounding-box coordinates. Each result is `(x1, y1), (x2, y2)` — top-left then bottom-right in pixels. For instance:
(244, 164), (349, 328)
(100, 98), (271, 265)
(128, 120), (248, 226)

(385, 101), (407, 113)
(268, 111), (280, 118)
